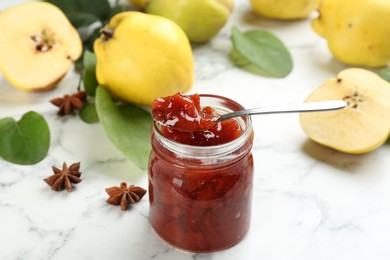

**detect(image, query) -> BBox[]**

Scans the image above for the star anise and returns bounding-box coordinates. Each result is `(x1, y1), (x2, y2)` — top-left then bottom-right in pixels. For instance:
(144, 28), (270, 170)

(44, 162), (81, 192)
(105, 182), (147, 210)
(50, 91), (86, 116)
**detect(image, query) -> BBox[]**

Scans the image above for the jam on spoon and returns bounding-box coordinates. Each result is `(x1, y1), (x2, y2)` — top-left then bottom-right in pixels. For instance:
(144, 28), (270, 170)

(152, 92), (217, 132)
(152, 92), (346, 146)
(153, 92), (347, 133)
(152, 92), (243, 146)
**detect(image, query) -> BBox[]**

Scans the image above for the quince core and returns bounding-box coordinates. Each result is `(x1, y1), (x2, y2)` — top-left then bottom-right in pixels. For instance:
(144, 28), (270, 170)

(300, 68), (390, 154)
(0, 2), (82, 91)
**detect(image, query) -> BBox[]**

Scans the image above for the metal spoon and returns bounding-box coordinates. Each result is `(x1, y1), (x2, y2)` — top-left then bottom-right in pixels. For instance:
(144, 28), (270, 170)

(217, 100), (347, 121)
(156, 100), (347, 132)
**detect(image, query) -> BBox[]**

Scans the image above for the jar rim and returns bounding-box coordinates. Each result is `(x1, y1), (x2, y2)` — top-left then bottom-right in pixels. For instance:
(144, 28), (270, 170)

(152, 94), (253, 159)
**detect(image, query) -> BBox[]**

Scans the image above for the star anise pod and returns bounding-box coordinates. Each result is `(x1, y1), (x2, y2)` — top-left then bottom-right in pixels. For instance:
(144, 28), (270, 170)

(105, 182), (147, 211)
(50, 91), (87, 116)
(44, 162), (81, 192)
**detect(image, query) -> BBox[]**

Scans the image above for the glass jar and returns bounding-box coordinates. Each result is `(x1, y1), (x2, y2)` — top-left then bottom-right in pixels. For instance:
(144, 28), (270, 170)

(148, 94), (254, 252)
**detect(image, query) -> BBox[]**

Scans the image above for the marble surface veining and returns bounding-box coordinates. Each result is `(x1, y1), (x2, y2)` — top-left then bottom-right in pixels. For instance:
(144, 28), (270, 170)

(1, 0), (390, 259)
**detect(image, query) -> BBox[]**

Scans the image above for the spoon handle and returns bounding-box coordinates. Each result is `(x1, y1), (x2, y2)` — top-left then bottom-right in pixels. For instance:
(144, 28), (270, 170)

(218, 100), (347, 121)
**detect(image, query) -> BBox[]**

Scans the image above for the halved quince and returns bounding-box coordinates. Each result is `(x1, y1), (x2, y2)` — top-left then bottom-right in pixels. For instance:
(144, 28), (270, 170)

(0, 2), (82, 91)
(300, 68), (390, 154)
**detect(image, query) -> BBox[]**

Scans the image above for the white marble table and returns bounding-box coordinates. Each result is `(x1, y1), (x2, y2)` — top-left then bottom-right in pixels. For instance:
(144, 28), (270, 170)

(1, 0), (390, 259)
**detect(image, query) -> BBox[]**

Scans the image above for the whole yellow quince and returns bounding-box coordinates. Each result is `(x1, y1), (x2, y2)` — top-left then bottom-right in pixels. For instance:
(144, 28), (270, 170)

(313, 0), (390, 67)
(249, 0), (321, 20)
(94, 11), (194, 106)
(146, 0), (233, 43)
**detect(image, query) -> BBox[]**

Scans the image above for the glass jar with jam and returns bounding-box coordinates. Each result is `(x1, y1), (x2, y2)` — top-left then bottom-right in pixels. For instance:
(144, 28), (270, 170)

(149, 93), (254, 252)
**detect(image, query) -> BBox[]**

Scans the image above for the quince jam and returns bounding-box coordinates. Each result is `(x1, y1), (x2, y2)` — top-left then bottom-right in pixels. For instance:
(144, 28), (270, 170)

(149, 93), (254, 252)
(152, 92), (242, 145)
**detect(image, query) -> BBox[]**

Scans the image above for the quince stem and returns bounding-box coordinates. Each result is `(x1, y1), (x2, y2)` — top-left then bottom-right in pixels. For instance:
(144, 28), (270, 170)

(100, 28), (114, 41)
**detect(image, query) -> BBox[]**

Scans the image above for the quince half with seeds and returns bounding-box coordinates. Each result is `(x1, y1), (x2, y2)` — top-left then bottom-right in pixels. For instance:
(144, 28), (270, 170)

(300, 68), (390, 154)
(0, 2), (82, 91)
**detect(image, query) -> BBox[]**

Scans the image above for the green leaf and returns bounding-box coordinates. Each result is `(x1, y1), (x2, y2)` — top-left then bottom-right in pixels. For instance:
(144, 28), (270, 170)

(95, 86), (152, 170)
(79, 102), (99, 124)
(379, 67), (390, 82)
(231, 26), (293, 78)
(45, 0), (111, 22)
(0, 112), (50, 165)
(75, 58), (84, 73)
(230, 48), (275, 77)
(66, 12), (100, 29)
(83, 50), (98, 96)
(109, 6), (125, 19)
(83, 27), (101, 52)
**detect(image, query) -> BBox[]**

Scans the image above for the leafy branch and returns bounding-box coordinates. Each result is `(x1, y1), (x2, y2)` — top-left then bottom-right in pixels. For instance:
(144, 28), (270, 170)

(45, 0), (125, 70)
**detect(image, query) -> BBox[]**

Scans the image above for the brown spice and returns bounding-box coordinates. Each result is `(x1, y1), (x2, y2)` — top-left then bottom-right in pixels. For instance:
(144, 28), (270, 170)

(105, 182), (147, 210)
(50, 91), (87, 116)
(44, 162), (81, 192)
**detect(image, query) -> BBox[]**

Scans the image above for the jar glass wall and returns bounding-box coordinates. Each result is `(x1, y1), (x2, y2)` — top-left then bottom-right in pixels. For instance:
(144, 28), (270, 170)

(148, 94), (254, 252)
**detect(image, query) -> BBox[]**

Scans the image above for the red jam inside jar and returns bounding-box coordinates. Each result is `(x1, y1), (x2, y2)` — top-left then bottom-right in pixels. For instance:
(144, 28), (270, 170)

(149, 93), (254, 252)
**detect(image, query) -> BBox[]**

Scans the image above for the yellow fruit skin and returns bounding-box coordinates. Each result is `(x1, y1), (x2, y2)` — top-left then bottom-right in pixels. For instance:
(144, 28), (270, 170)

(249, 0), (321, 20)
(146, 0), (233, 43)
(300, 68), (390, 154)
(94, 12), (194, 106)
(313, 0), (390, 67)
(0, 2), (82, 91)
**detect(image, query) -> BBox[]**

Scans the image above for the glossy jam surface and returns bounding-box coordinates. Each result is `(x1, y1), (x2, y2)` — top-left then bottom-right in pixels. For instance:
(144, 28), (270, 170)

(152, 92), (243, 146)
(149, 94), (254, 252)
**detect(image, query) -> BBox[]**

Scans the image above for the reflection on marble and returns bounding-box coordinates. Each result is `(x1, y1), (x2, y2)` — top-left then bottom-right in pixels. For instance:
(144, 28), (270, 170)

(1, 0), (390, 259)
